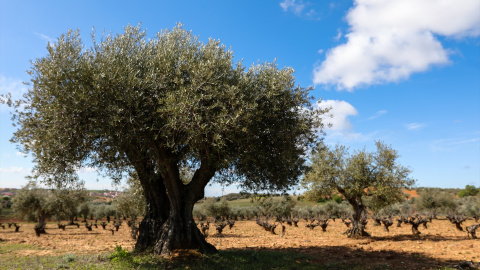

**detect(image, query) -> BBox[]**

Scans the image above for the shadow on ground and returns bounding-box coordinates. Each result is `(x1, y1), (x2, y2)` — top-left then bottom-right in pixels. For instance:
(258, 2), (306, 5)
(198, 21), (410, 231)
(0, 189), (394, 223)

(216, 245), (468, 270)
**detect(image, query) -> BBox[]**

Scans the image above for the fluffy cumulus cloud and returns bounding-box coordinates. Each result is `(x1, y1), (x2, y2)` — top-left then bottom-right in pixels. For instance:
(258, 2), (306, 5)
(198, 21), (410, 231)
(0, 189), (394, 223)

(314, 0), (480, 90)
(316, 99), (358, 131)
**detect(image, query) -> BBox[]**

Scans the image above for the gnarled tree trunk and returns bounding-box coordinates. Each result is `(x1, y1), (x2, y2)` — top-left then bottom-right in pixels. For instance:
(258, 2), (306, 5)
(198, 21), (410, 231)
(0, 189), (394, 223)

(345, 200), (370, 238)
(153, 196), (216, 256)
(129, 148), (217, 256)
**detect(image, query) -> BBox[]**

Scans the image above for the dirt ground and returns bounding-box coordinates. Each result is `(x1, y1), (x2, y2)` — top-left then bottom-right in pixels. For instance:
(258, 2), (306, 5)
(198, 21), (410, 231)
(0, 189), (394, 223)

(0, 218), (478, 268)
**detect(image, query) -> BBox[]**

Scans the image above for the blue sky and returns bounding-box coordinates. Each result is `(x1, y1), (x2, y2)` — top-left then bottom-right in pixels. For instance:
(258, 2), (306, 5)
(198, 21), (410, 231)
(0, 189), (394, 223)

(1, 0), (479, 196)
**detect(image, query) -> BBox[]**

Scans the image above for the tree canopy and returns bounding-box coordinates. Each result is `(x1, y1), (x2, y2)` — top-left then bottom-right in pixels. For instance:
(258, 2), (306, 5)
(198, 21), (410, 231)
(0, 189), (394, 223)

(8, 24), (325, 255)
(12, 181), (87, 224)
(458, 185), (480, 198)
(302, 141), (415, 237)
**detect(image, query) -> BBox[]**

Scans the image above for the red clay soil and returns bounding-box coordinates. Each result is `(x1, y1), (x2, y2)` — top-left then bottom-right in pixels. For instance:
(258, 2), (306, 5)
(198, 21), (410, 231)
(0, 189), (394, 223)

(1, 218), (478, 269)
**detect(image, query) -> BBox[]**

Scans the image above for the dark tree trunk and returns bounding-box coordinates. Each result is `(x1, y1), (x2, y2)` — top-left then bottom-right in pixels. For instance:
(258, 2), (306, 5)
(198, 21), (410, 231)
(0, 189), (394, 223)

(126, 145), (218, 256)
(128, 151), (170, 252)
(150, 147), (218, 256)
(345, 200), (370, 238)
(153, 198), (216, 256)
(135, 173), (170, 251)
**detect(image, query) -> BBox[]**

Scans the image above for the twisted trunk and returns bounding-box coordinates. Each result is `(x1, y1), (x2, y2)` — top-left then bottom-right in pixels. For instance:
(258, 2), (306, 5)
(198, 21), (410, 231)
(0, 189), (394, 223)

(129, 147), (217, 255)
(151, 148), (217, 256)
(345, 200), (370, 238)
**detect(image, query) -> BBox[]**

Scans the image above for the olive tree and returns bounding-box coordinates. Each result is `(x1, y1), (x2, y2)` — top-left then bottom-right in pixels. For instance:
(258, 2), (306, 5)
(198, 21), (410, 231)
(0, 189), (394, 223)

(50, 185), (88, 224)
(302, 141), (415, 237)
(12, 182), (54, 224)
(414, 189), (456, 218)
(7, 24), (325, 255)
(115, 173), (146, 221)
(12, 181), (87, 225)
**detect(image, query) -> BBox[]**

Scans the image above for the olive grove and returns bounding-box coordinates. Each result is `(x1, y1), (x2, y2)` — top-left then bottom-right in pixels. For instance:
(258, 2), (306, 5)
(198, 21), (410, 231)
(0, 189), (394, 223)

(6, 24), (326, 255)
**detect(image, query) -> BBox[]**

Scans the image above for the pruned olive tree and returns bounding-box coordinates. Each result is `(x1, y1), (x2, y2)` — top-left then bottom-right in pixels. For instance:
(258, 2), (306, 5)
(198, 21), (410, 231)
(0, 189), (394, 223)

(7, 24), (325, 255)
(302, 141), (415, 238)
(12, 181), (87, 226)
(51, 185), (88, 225)
(414, 189), (456, 218)
(114, 173), (146, 221)
(12, 182), (55, 225)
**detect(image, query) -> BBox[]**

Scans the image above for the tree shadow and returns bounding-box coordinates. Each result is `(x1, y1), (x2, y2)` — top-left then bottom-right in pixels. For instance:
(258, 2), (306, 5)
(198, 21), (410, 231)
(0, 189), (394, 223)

(224, 245), (468, 269)
(371, 233), (469, 242)
(45, 231), (101, 236)
(208, 233), (248, 239)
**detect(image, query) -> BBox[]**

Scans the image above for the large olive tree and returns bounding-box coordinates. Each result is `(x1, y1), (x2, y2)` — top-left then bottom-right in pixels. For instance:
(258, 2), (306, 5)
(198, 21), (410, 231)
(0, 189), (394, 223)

(302, 141), (415, 237)
(8, 24), (325, 255)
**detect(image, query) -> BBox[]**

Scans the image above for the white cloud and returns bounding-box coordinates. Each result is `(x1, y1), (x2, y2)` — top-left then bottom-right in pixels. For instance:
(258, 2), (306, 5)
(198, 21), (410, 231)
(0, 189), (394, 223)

(334, 29), (343, 41)
(34, 32), (55, 45)
(368, 110), (387, 120)
(77, 167), (97, 174)
(280, 0), (305, 15)
(406, 123), (425, 130)
(0, 166), (26, 173)
(313, 0), (480, 90)
(317, 100), (358, 131)
(430, 137), (480, 152)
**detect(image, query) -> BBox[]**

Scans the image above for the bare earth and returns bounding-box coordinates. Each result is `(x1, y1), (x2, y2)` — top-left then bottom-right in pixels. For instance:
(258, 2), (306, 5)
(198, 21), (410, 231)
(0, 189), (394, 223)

(1, 218), (478, 268)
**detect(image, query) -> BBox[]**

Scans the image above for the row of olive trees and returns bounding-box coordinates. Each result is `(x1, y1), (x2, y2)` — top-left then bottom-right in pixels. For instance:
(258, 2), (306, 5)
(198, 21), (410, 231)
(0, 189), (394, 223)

(12, 182), (88, 225)
(11, 177), (145, 226)
(192, 194), (354, 222)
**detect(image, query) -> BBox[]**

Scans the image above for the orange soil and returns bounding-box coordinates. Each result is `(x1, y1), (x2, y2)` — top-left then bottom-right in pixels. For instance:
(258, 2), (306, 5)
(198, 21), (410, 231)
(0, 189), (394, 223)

(1, 218), (479, 268)
(403, 189), (419, 198)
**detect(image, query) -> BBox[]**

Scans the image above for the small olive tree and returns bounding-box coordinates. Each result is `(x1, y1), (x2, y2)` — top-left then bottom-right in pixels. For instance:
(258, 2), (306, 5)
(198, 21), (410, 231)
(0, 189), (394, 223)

(115, 173), (146, 221)
(302, 141), (415, 237)
(414, 189), (456, 218)
(12, 182), (55, 224)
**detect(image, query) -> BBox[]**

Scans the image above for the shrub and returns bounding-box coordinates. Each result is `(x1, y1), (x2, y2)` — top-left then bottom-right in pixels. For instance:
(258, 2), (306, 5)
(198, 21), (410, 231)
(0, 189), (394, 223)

(63, 253), (76, 263)
(108, 245), (131, 262)
(458, 185), (480, 198)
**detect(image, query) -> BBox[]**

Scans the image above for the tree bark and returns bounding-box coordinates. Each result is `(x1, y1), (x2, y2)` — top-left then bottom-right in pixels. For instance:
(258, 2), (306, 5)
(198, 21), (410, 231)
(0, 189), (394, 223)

(135, 173), (170, 251)
(150, 147), (218, 256)
(153, 197), (217, 256)
(345, 200), (370, 238)
(127, 143), (218, 256)
(127, 151), (171, 252)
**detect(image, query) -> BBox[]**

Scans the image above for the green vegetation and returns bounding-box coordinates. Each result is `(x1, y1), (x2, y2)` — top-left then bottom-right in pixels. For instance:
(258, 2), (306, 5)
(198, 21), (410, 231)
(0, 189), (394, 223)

(11, 181), (87, 225)
(302, 141), (415, 237)
(0, 247), (323, 270)
(414, 189), (456, 218)
(7, 23), (327, 255)
(458, 185), (480, 198)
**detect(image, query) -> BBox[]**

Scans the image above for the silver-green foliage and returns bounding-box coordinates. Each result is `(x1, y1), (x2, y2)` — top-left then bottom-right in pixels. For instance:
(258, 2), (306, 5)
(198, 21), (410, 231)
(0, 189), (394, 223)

(9, 23), (325, 193)
(456, 196), (480, 217)
(114, 173), (146, 220)
(414, 189), (456, 216)
(12, 181), (87, 223)
(302, 141), (415, 214)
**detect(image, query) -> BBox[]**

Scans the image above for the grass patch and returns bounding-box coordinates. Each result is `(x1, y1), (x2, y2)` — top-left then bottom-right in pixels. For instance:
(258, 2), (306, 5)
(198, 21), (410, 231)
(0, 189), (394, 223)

(0, 243), (42, 254)
(0, 246), (457, 270)
(0, 248), (323, 270)
(107, 249), (321, 270)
